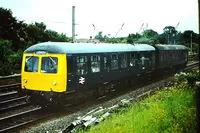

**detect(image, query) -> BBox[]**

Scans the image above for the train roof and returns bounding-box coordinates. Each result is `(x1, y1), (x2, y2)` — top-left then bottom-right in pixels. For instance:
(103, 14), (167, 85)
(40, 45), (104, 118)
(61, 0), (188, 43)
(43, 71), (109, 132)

(154, 44), (188, 51)
(24, 42), (156, 54)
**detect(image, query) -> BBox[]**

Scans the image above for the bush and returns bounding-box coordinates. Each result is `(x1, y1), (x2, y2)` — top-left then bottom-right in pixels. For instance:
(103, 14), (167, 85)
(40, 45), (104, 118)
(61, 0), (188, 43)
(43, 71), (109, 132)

(9, 50), (23, 70)
(175, 69), (200, 87)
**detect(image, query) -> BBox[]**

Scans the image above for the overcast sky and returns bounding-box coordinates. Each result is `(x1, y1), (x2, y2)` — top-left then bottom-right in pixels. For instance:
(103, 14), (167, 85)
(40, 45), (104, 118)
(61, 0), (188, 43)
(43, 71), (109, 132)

(1, 0), (199, 38)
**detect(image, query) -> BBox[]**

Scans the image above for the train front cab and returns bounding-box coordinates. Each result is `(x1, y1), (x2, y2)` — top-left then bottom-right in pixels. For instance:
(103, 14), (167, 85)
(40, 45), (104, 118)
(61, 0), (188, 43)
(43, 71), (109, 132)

(21, 51), (67, 104)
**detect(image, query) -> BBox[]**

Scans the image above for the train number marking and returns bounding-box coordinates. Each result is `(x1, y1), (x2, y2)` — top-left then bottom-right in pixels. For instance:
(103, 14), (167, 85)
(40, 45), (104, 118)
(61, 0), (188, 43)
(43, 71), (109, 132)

(79, 77), (85, 84)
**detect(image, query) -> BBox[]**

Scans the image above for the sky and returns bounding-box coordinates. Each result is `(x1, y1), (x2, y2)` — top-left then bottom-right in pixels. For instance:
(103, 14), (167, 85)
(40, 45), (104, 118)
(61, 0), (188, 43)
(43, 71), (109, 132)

(0, 0), (199, 39)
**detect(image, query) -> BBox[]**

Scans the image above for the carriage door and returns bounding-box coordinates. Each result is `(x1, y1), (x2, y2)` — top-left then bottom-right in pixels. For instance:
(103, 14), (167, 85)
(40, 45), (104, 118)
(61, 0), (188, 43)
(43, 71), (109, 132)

(88, 55), (102, 85)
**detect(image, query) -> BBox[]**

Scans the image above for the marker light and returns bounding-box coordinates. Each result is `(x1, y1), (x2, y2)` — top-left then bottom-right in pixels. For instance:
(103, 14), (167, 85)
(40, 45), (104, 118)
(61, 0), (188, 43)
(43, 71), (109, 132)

(53, 81), (57, 86)
(24, 79), (27, 83)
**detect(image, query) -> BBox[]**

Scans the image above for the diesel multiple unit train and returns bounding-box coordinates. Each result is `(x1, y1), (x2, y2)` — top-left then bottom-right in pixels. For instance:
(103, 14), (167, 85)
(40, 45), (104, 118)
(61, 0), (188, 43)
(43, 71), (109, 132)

(21, 42), (188, 105)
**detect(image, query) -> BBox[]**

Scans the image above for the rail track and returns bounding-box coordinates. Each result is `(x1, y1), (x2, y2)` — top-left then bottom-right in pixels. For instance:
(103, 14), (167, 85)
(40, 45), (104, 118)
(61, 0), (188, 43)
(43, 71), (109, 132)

(185, 61), (199, 71)
(0, 61), (198, 133)
(0, 83), (28, 113)
(0, 107), (43, 132)
(0, 96), (30, 113)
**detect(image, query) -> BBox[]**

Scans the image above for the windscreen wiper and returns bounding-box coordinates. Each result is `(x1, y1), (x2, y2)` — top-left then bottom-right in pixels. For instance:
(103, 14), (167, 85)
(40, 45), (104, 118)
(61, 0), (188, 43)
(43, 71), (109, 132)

(26, 56), (33, 62)
(48, 56), (57, 65)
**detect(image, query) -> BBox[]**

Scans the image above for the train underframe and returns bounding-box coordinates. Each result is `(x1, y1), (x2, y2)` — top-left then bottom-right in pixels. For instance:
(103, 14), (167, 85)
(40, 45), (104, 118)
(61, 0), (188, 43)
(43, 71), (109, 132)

(20, 63), (187, 107)
(19, 72), (153, 107)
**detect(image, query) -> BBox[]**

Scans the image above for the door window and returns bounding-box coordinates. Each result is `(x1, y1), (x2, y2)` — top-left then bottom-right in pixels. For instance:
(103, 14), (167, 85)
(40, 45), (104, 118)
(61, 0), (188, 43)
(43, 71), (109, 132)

(76, 56), (88, 75)
(91, 55), (100, 73)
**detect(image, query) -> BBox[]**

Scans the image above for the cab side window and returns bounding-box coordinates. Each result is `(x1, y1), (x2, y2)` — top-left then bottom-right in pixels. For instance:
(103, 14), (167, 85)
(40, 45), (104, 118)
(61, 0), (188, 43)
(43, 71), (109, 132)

(111, 54), (118, 70)
(91, 55), (100, 73)
(76, 56), (88, 75)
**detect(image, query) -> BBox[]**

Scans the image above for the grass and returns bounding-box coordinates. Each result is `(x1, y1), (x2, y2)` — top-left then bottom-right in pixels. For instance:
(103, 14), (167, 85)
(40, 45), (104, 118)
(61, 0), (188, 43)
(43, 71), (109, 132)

(78, 82), (197, 133)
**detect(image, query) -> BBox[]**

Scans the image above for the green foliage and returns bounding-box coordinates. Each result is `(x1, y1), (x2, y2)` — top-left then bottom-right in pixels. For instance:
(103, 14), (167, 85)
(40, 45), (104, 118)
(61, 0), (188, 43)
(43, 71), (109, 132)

(126, 34), (134, 44)
(79, 79), (197, 133)
(94, 31), (104, 41)
(0, 40), (13, 75)
(9, 50), (23, 70)
(141, 29), (159, 39)
(157, 33), (166, 44)
(175, 69), (200, 87)
(0, 7), (71, 51)
(163, 26), (178, 44)
(135, 37), (158, 44)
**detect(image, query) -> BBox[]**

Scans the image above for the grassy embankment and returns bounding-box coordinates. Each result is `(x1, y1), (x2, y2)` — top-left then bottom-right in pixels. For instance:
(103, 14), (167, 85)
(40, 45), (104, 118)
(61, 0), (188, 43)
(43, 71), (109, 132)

(78, 70), (198, 133)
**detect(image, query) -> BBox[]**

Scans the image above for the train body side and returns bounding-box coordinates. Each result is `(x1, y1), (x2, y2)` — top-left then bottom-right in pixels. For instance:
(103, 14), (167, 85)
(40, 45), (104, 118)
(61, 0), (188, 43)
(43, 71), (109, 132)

(21, 42), (156, 93)
(66, 50), (156, 91)
(154, 44), (188, 70)
(20, 42), (188, 105)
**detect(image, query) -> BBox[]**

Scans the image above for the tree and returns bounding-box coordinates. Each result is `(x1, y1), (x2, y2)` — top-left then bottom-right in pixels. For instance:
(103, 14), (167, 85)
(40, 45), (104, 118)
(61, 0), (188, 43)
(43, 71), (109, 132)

(157, 33), (166, 44)
(0, 40), (13, 75)
(182, 30), (199, 53)
(26, 22), (47, 43)
(44, 30), (71, 42)
(0, 7), (21, 51)
(141, 29), (158, 39)
(94, 31), (104, 41)
(163, 26), (178, 44)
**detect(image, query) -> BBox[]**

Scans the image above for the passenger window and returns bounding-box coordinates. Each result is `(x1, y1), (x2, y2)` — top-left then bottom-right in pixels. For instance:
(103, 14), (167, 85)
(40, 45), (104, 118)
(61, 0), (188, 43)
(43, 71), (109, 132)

(148, 52), (152, 66)
(76, 56), (88, 75)
(172, 51), (175, 59)
(167, 52), (170, 61)
(163, 52), (165, 61)
(170, 52), (173, 60)
(91, 55), (100, 73)
(111, 54), (118, 70)
(67, 56), (73, 74)
(174, 52), (177, 60)
(136, 52), (141, 65)
(141, 53), (145, 65)
(121, 53), (127, 68)
(152, 52), (155, 64)
(41, 57), (58, 73)
(25, 56), (39, 72)
(130, 53), (135, 67)
(185, 51), (187, 61)
(180, 52), (182, 59)
(104, 56), (108, 70)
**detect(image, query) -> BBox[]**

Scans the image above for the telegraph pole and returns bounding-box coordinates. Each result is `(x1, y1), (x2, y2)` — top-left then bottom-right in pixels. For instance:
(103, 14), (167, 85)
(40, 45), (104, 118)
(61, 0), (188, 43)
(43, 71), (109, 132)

(72, 6), (75, 42)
